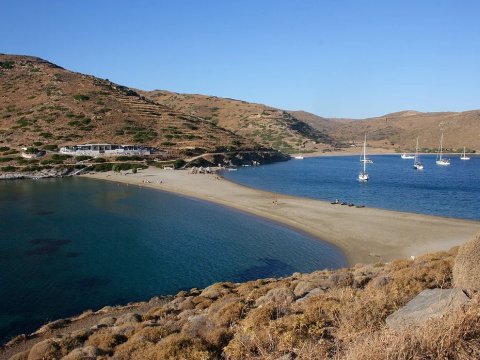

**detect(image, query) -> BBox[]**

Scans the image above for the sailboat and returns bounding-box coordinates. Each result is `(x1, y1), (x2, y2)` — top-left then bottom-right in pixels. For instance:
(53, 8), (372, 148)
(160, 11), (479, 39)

(293, 143), (304, 160)
(401, 153), (415, 159)
(358, 134), (369, 182)
(436, 131), (450, 166)
(460, 147), (470, 161)
(413, 137), (424, 170)
(359, 138), (373, 164)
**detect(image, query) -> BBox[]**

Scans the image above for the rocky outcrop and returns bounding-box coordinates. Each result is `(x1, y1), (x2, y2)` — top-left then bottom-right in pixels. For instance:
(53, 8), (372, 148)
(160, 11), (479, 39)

(453, 232), (480, 290)
(0, 168), (72, 180)
(385, 288), (470, 331)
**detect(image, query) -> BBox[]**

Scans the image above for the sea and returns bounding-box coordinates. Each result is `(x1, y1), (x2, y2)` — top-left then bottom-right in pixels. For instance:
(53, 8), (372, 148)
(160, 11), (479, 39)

(0, 177), (346, 342)
(223, 154), (480, 221)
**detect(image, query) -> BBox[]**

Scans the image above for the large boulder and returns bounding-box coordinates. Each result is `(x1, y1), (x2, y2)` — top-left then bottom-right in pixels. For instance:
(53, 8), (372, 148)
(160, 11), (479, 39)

(255, 287), (295, 307)
(293, 281), (317, 298)
(453, 233), (480, 290)
(62, 346), (101, 360)
(114, 312), (142, 326)
(27, 339), (62, 360)
(386, 288), (469, 331)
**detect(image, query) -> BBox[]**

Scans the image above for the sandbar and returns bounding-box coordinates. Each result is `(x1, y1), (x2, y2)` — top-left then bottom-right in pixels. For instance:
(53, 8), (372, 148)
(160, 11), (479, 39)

(83, 168), (480, 266)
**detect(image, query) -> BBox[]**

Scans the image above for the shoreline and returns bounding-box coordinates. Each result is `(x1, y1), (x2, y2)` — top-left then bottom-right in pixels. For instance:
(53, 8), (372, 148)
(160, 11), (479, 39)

(293, 149), (478, 158)
(83, 168), (480, 266)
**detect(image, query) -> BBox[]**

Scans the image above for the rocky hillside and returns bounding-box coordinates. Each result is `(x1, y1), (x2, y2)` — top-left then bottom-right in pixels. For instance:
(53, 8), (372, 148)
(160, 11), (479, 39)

(292, 109), (480, 152)
(0, 55), (256, 155)
(2, 54), (478, 157)
(142, 90), (338, 153)
(3, 244), (480, 360)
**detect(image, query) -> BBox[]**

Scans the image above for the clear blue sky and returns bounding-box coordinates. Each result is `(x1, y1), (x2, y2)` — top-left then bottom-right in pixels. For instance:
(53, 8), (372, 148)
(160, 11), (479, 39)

(1, 0), (479, 118)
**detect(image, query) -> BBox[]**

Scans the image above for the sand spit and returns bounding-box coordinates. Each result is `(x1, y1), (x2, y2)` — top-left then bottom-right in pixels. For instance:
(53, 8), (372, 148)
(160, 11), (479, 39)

(84, 168), (480, 266)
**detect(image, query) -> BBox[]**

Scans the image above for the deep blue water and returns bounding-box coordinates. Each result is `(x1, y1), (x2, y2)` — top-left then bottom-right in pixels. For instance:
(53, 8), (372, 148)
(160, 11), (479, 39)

(223, 155), (480, 221)
(0, 178), (345, 342)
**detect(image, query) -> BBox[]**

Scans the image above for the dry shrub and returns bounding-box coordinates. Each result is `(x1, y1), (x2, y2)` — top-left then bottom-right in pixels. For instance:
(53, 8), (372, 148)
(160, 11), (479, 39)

(343, 297), (480, 360)
(127, 333), (213, 360)
(235, 279), (275, 300)
(191, 296), (214, 310)
(85, 330), (127, 352)
(113, 327), (168, 359)
(385, 255), (454, 301)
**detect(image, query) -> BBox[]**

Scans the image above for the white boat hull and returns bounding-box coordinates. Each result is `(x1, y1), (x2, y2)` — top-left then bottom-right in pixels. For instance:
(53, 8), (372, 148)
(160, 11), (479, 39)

(294, 156), (304, 160)
(460, 157), (470, 161)
(358, 173), (369, 182)
(414, 163), (424, 170)
(436, 159), (450, 166)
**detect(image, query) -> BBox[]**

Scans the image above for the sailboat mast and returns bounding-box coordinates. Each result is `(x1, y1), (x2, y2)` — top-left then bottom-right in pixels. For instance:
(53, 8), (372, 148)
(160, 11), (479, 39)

(439, 132), (443, 160)
(363, 135), (367, 172)
(415, 137), (419, 162)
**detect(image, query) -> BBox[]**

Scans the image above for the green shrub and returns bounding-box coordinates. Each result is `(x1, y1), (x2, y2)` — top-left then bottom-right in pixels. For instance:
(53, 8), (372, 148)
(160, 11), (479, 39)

(174, 159), (187, 169)
(40, 132), (52, 139)
(1, 149), (17, 155)
(42, 144), (58, 151)
(73, 94), (90, 101)
(16, 158), (39, 165)
(24, 147), (40, 154)
(0, 61), (14, 69)
(92, 163), (114, 172)
(116, 155), (143, 161)
(75, 155), (92, 161)
(51, 154), (71, 161)
(1, 165), (16, 172)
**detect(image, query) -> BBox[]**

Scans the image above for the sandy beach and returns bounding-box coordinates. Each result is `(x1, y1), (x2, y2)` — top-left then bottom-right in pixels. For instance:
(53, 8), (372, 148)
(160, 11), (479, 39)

(84, 168), (480, 266)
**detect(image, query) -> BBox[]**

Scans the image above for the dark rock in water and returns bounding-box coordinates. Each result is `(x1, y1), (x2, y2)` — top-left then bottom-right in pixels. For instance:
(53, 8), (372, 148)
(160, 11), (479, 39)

(31, 210), (54, 216)
(386, 288), (470, 331)
(26, 238), (72, 256)
(65, 252), (81, 258)
(76, 277), (111, 289)
(25, 246), (61, 256)
(29, 238), (71, 246)
(234, 258), (295, 282)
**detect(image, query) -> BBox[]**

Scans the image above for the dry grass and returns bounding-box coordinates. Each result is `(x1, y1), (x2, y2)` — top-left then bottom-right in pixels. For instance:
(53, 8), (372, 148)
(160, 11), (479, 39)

(8, 246), (480, 360)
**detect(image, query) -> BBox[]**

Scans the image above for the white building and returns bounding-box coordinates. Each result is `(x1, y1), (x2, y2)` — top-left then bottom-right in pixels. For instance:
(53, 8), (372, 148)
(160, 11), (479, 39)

(59, 144), (153, 157)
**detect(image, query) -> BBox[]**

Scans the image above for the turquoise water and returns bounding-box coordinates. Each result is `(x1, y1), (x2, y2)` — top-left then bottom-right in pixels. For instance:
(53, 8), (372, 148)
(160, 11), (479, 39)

(0, 178), (345, 342)
(223, 155), (480, 220)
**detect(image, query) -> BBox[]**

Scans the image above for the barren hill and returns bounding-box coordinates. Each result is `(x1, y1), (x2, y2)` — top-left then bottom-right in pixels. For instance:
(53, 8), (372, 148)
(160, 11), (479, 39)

(0, 55), (255, 155)
(142, 90), (338, 153)
(2, 54), (478, 156)
(292, 109), (480, 152)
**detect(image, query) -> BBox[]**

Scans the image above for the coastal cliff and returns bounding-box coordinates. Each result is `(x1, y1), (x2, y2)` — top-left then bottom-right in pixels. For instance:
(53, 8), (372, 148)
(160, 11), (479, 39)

(3, 245), (480, 360)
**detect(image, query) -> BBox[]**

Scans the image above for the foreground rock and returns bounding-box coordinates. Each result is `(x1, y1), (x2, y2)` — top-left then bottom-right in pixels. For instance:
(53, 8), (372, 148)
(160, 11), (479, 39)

(453, 233), (480, 290)
(386, 288), (470, 331)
